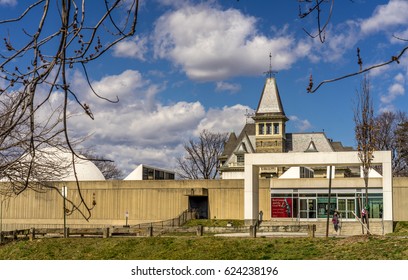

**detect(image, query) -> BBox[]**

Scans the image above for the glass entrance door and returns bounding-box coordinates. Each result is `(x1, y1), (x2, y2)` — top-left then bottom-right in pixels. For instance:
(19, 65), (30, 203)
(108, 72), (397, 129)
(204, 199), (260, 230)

(299, 198), (316, 219)
(337, 198), (355, 219)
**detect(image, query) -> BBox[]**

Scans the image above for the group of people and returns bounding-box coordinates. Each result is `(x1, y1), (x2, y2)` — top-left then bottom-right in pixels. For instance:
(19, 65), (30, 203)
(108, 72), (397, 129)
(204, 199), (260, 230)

(332, 207), (369, 232)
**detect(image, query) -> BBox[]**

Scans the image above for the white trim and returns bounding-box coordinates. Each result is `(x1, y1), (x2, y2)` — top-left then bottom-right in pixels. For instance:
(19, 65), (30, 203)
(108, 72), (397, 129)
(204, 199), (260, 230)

(244, 151), (392, 226)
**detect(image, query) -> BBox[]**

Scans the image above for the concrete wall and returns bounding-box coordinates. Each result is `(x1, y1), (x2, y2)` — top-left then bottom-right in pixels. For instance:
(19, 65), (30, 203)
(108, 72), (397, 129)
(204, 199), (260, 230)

(1, 177), (408, 230)
(0, 179), (245, 229)
(393, 177), (408, 221)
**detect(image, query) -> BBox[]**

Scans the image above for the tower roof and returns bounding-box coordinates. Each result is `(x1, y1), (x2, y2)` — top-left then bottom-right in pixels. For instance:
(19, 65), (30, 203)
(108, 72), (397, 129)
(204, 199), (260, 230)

(255, 77), (286, 117)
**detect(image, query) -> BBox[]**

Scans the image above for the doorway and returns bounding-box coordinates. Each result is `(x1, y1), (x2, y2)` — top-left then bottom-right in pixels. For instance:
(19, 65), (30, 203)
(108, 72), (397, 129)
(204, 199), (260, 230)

(299, 198), (316, 219)
(188, 196), (208, 219)
(338, 198), (355, 219)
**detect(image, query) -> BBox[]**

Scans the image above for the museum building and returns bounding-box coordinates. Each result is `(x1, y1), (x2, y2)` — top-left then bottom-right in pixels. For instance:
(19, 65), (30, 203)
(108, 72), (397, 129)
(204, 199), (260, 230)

(218, 77), (390, 229)
(0, 77), (403, 235)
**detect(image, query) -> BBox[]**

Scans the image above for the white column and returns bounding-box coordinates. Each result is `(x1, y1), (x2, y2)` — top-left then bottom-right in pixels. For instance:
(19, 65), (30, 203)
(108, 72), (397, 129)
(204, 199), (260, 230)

(382, 152), (393, 221)
(244, 164), (259, 225)
(326, 165), (335, 178)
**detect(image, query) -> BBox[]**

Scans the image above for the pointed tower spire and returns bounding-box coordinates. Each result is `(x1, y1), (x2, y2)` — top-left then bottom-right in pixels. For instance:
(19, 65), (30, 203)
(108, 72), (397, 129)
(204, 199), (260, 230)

(253, 54), (288, 153)
(264, 52), (278, 78)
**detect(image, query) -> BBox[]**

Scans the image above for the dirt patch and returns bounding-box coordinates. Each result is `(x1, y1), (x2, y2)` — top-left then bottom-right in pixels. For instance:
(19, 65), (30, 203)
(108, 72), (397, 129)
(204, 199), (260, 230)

(337, 235), (384, 245)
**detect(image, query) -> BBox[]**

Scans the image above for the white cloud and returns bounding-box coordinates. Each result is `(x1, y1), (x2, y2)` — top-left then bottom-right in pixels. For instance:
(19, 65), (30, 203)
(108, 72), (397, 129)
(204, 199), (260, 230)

(394, 72), (405, 83)
(112, 35), (148, 60)
(153, 3), (305, 81)
(301, 1), (408, 64)
(196, 104), (249, 136)
(289, 115), (312, 132)
(215, 81), (241, 93)
(0, 0), (17, 6)
(360, 0), (408, 34)
(379, 104), (396, 113)
(380, 72), (406, 111)
(306, 20), (360, 63)
(54, 70), (249, 175)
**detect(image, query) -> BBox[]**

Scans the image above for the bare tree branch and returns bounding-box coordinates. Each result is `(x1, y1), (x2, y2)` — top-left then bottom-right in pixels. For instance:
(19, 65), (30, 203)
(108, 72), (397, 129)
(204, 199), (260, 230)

(0, 0), (140, 220)
(307, 45), (408, 93)
(177, 130), (228, 179)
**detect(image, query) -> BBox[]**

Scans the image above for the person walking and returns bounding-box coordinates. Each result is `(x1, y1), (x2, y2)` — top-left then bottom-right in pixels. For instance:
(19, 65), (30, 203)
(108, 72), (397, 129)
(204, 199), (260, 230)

(332, 211), (340, 232)
(361, 207), (367, 224)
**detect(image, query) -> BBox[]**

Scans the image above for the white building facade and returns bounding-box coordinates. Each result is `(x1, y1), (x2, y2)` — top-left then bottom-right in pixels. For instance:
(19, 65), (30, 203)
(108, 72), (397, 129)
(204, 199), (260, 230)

(219, 77), (392, 232)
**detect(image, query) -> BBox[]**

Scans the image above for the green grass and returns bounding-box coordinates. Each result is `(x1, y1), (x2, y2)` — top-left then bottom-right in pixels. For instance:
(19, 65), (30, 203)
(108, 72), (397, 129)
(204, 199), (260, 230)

(390, 221), (408, 236)
(1, 235), (408, 260)
(1, 221), (407, 260)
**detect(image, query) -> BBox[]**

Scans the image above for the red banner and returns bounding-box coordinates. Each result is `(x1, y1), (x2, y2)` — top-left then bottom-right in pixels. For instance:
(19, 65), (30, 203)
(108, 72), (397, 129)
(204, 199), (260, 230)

(271, 198), (292, 218)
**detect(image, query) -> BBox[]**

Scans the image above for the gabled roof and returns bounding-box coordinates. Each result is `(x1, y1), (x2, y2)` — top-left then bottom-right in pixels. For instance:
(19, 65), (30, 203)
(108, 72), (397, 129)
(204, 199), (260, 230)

(220, 132), (237, 159)
(286, 133), (334, 153)
(219, 123), (255, 169)
(255, 77), (286, 117)
(235, 123), (255, 151)
(330, 141), (354, 152)
(304, 140), (318, 152)
(235, 142), (248, 154)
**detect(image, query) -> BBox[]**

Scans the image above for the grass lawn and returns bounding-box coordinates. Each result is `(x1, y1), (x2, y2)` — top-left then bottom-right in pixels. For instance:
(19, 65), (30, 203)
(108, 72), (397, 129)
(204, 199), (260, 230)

(1, 221), (408, 260)
(1, 234), (408, 260)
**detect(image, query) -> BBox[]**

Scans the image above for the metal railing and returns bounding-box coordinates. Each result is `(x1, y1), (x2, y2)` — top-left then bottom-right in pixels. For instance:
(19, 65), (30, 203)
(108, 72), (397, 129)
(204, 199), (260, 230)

(129, 209), (197, 229)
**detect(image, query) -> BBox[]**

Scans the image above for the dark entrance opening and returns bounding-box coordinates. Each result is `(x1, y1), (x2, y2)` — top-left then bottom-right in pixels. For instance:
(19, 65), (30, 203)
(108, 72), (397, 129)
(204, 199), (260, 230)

(189, 196), (208, 219)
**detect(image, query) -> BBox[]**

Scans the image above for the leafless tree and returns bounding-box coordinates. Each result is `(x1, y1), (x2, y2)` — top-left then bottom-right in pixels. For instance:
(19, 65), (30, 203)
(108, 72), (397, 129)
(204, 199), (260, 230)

(395, 120), (408, 176)
(0, 0), (139, 220)
(298, 0), (334, 44)
(374, 111), (408, 176)
(354, 75), (375, 231)
(177, 130), (228, 179)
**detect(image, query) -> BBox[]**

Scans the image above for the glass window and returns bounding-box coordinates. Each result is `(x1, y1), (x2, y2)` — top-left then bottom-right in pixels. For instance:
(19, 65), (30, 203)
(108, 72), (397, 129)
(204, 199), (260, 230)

(317, 197), (337, 218)
(266, 123), (272, 134)
(356, 193), (383, 218)
(236, 154), (244, 163)
(258, 123), (264, 135)
(273, 123), (279, 134)
(337, 198), (356, 219)
(143, 167), (154, 180)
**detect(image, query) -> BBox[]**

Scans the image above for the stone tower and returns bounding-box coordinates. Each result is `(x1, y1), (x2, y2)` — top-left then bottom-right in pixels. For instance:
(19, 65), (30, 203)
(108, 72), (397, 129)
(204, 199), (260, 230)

(253, 77), (288, 153)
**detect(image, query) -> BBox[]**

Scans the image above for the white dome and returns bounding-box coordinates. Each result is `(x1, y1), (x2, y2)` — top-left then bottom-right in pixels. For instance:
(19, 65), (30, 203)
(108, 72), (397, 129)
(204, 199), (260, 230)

(51, 148), (105, 181)
(28, 147), (105, 181)
(61, 156), (106, 181)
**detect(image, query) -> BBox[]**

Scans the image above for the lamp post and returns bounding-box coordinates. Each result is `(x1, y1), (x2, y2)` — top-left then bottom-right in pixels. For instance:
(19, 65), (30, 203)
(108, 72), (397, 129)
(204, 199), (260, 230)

(125, 210), (129, 227)
(325, 165), (333, 238)
(62, 186), (67, 238)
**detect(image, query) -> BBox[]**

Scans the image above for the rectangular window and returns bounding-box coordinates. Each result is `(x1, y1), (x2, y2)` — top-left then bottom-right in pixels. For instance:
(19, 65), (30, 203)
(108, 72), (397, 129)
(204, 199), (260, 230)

(317, 196), (337, 218)
(258, 123), (264, 135)
(236, 154), (244, 164)
(273, 123), (279, 134)
(143, 167), (154, 180)
(266, 123), (272, 134)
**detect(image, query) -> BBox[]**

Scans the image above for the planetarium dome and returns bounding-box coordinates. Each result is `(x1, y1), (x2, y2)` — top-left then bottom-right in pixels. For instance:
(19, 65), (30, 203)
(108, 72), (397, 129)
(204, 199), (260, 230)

(47, 147), (106, 181)
(19, 147), (106, 181)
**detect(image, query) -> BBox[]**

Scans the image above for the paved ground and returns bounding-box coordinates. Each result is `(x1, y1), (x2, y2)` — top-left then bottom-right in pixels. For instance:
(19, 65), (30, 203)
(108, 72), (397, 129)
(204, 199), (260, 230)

(214, 232), (346, 238)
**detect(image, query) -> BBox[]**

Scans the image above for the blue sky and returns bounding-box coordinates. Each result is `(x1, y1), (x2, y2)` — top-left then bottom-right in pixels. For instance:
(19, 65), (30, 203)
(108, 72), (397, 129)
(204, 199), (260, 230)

(1, 0), (407, 176)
